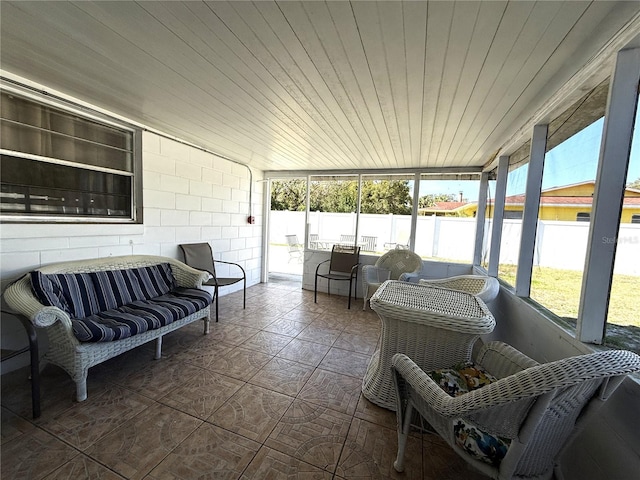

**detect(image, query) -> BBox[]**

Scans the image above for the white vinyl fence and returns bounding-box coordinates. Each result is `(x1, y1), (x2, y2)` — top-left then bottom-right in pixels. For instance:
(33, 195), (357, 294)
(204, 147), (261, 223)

(270, 211), (640, 276)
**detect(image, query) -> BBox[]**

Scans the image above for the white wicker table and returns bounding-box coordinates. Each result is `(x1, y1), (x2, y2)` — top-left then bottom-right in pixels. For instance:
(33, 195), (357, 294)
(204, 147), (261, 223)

(362, 280), (495, 410)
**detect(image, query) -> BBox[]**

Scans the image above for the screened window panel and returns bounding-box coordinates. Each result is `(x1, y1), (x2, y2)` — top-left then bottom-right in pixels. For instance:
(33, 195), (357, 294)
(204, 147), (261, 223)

(0, 90), (139, 222)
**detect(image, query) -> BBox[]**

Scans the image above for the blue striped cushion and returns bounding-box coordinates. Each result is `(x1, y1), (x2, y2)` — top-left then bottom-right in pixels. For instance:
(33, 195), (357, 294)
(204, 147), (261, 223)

(31, 271), (99, 319)
(71, 288), (212, 342)
(89, 263), (176, 311)
(30, 264), (177, 319)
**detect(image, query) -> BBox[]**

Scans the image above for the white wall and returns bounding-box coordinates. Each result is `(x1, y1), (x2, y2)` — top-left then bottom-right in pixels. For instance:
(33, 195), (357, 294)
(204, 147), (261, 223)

(1, 131), (263, 372)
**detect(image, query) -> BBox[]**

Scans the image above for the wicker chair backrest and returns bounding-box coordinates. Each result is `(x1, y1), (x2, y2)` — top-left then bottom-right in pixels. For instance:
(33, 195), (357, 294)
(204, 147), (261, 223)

(375, 248), (423, 279)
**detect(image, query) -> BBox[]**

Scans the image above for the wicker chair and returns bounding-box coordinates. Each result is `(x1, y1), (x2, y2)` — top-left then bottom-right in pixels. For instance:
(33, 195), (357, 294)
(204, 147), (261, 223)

(391, 341), (640, 479)
(418, 275), (500, 304)
(362, 247), (423, 310)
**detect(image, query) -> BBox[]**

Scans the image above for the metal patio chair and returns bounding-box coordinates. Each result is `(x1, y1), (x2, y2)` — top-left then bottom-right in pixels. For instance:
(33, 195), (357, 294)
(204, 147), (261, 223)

(360, 235), (377, 252)
(285, 234), (304, 263)
(314, 244), (360, 309)
(179, 242), (246, 322)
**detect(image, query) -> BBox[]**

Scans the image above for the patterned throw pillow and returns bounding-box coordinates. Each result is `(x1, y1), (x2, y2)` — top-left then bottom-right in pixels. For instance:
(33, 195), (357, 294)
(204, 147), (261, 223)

(428, 363), (509, 467)
(427, 368), (470, 397)
(428, 363), (498, 397)
(453, 419), (511, 466)
(456, 363), (497, 390)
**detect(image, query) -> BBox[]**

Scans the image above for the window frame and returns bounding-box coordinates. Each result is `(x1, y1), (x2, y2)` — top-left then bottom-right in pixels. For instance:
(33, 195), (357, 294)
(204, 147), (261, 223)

(0, 85), (143, 224)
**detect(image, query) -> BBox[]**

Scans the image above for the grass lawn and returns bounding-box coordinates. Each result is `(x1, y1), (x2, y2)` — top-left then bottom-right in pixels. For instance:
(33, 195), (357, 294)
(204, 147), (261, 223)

(498, 264), (639, 328)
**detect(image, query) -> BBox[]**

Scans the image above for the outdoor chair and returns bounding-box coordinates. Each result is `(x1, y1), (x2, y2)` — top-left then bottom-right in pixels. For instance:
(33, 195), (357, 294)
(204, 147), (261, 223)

(391, 341), (640, 479)
(360, 235), (377, 252)
(309, 233), (320, 250)
(285, 234), (304, 263)
(179, 242), (246, 322)
(362, 247), (423, 310)
(314, 244), (360, 309)
(417, 274), (500, 304)
(339, 234), (356, 245)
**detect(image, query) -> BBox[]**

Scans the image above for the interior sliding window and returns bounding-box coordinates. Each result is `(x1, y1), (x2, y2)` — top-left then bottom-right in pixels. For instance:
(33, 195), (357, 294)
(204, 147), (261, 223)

(0, 91), (141, 223)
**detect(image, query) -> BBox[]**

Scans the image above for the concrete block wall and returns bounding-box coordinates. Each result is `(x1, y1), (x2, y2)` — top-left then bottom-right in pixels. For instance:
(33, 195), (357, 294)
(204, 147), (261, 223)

(0, 131), (263, 373)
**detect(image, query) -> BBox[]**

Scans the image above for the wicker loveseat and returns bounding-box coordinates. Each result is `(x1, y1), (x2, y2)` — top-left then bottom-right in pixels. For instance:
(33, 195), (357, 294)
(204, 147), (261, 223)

(3, 255), (212, 402)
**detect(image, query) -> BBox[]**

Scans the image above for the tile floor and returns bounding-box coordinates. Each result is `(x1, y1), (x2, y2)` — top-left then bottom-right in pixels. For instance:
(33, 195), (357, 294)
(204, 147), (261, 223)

(1, 275), (487, 479)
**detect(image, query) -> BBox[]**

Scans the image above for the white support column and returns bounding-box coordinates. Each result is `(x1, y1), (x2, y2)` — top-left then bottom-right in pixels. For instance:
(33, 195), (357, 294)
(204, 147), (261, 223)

(409, 172), (420, 251)
(515, 124), (547, 297)
(304, 174), (311, 249)
(488, 156), (509, 277)
(355, 174), (362, 243)
(578, 47), (640, 344)
(261, 179), (272, 283)
(473, 172), (490, 267)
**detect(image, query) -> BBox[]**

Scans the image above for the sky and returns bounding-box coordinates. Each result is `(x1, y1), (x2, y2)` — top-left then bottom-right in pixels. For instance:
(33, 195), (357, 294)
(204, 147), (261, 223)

(415, 107), (640, 201)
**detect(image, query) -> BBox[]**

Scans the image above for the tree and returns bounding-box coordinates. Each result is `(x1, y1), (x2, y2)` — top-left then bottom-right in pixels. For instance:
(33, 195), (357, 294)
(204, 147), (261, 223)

(628, 177), (640, 190)
(270, 179), (412, 214)
(270, 179), (306, 211)
(418, 193), (456, 209)
(360, 180), (412, 214)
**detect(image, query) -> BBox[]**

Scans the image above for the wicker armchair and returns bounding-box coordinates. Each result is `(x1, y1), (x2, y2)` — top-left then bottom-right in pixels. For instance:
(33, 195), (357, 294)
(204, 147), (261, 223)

(391, 341), (640, 479)
(418, 275), (500, 304)
(361, 247), (423, 310)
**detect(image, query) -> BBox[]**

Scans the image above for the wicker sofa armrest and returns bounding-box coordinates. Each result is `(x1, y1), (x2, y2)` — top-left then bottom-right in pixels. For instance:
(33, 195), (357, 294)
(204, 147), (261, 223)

(166, 259), (210, 288)
(418, 275), (500, 303)
(362, 265), (379, 282)
(4, 275), (74, 332)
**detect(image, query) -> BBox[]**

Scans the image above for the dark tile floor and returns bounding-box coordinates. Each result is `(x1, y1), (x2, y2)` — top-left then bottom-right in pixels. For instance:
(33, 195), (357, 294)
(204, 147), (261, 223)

(1, 275), (487, 479)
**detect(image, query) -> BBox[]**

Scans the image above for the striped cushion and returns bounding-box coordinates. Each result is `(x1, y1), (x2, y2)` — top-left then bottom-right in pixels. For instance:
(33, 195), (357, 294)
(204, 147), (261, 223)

(30, 264), (177, 319)
(89, 264), (176, 311)
(31, 271), (99, 319)
(72, 288), (212, 342)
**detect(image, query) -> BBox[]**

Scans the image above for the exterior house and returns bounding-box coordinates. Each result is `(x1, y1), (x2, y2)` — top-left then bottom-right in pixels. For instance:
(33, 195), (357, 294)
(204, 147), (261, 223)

(418, 201), (476, 217)
(491, 181), (640, 222)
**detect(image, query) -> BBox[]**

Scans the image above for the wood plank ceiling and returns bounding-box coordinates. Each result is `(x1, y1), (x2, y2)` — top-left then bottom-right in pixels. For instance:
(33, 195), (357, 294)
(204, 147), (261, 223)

(1, 1), (639, 173)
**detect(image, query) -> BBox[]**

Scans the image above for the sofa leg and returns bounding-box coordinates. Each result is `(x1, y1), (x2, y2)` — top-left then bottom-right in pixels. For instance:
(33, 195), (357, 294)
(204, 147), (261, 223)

(76, 377), (88, 402)
(155, 337), (162, 359)
(204, 317), (210, 335)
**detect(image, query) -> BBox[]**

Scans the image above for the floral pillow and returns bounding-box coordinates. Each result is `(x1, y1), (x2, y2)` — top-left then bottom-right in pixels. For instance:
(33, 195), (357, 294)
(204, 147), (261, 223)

(453, 419), (511, 466)
(427, 363), (497, 397)
(428, 364), (509, 466)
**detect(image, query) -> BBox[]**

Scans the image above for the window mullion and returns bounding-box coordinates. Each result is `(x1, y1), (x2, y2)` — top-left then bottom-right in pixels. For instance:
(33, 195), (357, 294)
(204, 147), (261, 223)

(515, 125), (547, 297)
(488, 156), (509, 277)
(578, 47), (640, 344)
(473, 172), (490, 267)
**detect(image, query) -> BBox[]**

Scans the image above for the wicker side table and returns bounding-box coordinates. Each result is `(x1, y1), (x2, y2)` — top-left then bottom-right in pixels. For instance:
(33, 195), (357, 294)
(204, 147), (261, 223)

(362, 280), (495, 410)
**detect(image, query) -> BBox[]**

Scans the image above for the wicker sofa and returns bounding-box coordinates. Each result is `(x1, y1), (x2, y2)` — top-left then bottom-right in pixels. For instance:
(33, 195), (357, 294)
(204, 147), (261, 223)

(3, 255), (212, 402)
